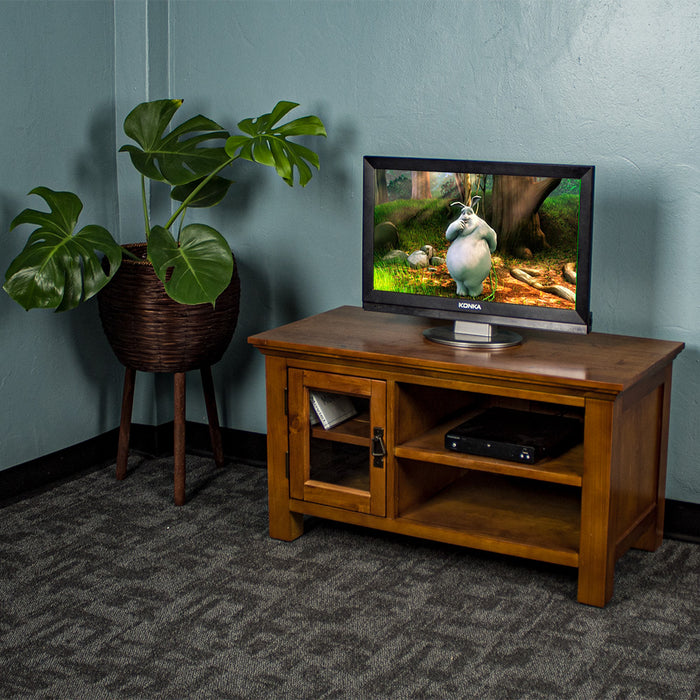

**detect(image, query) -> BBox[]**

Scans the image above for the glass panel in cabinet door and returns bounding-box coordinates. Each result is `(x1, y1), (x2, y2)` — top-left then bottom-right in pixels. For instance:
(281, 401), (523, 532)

(287, 369), (386, 516)
(309, 395), (371, 490)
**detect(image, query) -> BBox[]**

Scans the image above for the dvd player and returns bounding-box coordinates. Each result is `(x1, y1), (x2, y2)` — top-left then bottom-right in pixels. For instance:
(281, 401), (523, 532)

(445, 407), (583, 464)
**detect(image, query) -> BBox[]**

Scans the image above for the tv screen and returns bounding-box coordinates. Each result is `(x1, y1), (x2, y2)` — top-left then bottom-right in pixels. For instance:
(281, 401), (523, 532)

(362, 156), (594, 348)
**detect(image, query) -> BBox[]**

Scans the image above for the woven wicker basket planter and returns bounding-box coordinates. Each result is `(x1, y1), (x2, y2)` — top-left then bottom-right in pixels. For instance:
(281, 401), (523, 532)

(97, 243), (240, 373)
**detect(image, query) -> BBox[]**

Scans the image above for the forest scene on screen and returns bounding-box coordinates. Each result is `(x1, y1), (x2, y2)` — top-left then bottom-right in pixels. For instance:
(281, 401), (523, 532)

(373, 169), (580, 309)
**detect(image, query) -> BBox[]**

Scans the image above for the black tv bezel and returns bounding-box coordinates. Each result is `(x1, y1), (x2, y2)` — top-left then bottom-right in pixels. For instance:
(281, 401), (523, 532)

(362, 155), (595, 335)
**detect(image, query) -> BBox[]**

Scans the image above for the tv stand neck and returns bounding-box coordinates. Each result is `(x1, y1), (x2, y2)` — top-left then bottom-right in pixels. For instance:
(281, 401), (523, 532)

(423, 319), (522, 349)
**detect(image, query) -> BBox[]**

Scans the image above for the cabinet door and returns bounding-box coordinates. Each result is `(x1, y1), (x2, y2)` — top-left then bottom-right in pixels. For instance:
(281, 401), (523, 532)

(288, 369), (387, 516)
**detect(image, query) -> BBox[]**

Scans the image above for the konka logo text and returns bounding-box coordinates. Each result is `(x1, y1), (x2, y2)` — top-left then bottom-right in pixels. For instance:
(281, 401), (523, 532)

(458, 302), (482, 311)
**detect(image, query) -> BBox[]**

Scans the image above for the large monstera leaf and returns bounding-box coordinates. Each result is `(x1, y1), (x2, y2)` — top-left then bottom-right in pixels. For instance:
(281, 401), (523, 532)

(148, 224), (233, 306)
(119, 99), (233, 193)
(225, 101), (326, 186)
(4, 187), (122, 312)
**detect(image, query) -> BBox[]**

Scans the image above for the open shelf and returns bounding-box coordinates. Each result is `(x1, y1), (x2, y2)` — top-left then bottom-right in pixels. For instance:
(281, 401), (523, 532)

(398, 469), (581, 566)
(395, 413), (584, 486)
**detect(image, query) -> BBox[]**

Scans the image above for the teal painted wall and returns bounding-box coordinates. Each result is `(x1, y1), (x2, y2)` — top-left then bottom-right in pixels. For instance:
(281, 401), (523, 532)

(0, 1), (122, 466)
(1, 0), (699, 505)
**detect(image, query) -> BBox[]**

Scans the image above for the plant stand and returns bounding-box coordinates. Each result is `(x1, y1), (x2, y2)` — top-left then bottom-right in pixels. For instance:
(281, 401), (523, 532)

(116, 364), (224, 506)
(97, 244), (241, 506)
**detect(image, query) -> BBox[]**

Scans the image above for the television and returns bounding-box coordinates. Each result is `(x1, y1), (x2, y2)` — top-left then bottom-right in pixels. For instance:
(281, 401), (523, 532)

(362, 156), (595, 349)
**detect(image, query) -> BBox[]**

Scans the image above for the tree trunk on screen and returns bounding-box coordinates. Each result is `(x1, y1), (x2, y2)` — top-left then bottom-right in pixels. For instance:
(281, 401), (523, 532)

(411, 171), (431, 199)
(454, 173), (472, 205)
(375, 170), (388, 204)
(490, 175), (561, 254)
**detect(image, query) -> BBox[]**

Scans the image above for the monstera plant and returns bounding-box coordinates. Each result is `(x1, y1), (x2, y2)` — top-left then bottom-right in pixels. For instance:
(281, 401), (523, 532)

(4, 98), (326, 310)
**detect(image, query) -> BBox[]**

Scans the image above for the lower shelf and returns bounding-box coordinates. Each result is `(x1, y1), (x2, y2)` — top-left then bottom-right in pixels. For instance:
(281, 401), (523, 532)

(398, 470), (581, 566)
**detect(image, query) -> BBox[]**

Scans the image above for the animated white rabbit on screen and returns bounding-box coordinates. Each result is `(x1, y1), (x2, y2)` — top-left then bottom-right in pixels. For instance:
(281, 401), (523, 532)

(445, 197), (496, 297)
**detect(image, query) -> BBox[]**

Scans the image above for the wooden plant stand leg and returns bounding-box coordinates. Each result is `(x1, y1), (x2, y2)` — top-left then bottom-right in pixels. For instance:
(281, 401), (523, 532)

(116, 367), (136, 481)
(115, 365), (223, 506)
(173, 371), (187, 506)
(200, 365), (225, 468)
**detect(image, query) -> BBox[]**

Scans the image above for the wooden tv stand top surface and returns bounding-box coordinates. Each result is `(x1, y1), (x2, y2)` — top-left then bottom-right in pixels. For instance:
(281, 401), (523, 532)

(248, 305), (684, 396)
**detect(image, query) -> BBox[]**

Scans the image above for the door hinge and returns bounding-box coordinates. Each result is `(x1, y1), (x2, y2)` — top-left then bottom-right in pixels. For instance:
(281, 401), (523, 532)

(371, 427), (386, 469)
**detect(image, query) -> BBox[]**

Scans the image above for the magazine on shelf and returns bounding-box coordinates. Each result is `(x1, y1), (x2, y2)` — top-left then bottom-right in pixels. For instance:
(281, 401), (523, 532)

(309, 400), (320, 426)
(309, 391), (357, 430)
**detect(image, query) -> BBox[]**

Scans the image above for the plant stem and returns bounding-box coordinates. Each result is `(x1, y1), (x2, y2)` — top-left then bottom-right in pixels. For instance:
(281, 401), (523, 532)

(121, 247), (141, 261)
(141, 174), (150, 239)
(164, 155), (237, 232)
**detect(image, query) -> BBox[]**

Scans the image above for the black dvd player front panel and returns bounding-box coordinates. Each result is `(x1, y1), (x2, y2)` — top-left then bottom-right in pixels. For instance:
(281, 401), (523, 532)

(445, 407), (583, 464)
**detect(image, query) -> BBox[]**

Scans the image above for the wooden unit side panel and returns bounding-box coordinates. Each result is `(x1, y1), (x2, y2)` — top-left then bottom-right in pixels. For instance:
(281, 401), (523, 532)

(610, 383), (664, 552)
(641, 364), (673, 550)
(617, 365), (674, 552)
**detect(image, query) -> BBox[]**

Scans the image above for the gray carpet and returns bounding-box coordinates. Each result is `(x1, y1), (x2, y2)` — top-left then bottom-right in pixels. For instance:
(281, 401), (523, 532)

(1, 455), (698, 699)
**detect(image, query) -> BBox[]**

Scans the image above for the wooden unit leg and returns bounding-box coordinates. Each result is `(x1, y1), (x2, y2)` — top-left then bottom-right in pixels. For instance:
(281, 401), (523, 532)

(578, 543), (616, 607)
(116, 367), (136, 481)
(173, 371), (187, 506)
(200, 365), (224, 468)
(577, 397), (617, 607)
(634, 509), (664, 552)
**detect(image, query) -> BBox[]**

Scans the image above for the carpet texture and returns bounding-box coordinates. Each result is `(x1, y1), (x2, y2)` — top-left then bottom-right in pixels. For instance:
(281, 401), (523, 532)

(1, 456), (698, 699)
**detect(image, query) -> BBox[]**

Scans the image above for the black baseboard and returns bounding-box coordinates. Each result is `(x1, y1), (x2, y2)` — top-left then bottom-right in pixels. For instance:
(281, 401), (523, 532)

(123, 421), (267, 466)
(0, 429), (120, 505)
(1, 430), (698, 544)
(664, 499), (700, 543)
(0, 423), (266, 506)
(175, 421), (267, 467)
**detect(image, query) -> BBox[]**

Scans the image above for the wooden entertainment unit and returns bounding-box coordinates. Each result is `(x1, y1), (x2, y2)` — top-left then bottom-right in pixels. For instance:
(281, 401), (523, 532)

(248, 306), (684, 606)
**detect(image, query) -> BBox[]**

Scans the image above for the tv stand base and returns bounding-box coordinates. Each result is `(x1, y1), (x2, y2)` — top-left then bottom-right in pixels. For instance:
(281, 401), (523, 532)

(424, 320), (522, 348)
